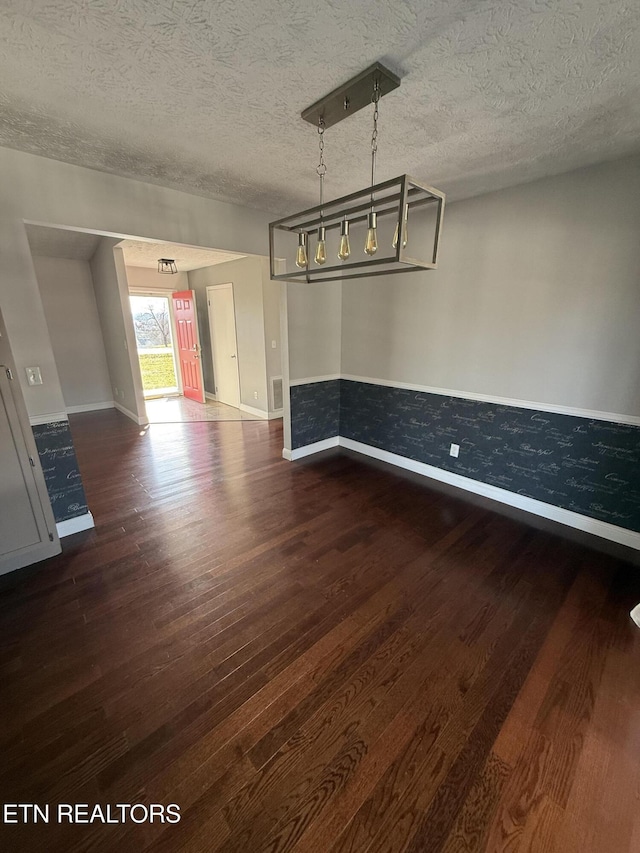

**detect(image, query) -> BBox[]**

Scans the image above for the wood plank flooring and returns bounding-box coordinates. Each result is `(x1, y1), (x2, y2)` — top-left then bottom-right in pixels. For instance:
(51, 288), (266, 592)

(1, 409), (639, 852)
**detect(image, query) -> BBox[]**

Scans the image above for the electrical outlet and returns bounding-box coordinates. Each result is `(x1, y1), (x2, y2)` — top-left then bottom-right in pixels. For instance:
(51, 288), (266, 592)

(25, 367), (43, 386)
(271, 340), (277, 349)
(253, 391), (258, 400)
(450, 443), (460, 458)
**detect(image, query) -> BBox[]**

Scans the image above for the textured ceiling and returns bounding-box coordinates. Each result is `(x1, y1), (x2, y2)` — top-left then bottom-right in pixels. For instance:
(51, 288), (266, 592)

(25, 224), (101, 260)
(2, 1), (640, 214)
(118, 239), (245, 270)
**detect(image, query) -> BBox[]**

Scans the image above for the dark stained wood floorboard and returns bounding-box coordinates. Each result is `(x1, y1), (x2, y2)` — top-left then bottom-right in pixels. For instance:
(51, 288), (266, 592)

(1, 409), (639, 852)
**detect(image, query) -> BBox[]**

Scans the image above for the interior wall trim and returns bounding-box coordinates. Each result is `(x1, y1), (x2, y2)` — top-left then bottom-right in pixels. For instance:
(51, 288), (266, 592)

(56, 511), (95, 538)
(114, 401), (147, 426)
(239, 403), (269, 419)
(340, 374), (640, 427)
(284, 435), (640, 551)
(288, 374), (640, 427)
(342, 437), (640, 550)
(283, 437), (340, 461)
(65, 401), (115, 414)
(29, 411), (69, 426)
(289, 374), (341, 387)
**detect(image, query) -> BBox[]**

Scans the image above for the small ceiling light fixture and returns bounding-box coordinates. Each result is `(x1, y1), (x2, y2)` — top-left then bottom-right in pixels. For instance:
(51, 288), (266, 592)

(158, 258), (178, 274)
(269, 62), (445, 284)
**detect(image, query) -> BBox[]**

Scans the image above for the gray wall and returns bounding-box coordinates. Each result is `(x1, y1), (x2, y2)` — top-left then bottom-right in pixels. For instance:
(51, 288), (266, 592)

(32, 256), (112, 409)
(341, 155), (640, 418)
(262, 261), (283, 398)
(90, 239), (146, 421)
(0, 145), (272, 420)
(189, 255), (277, 413)
(287, 279), (342, 382)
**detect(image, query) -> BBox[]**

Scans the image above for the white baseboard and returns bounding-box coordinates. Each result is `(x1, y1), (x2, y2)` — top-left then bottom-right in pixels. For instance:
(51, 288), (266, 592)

(56, 511), (95, 538)
(239, 403), (269, 419)
(269, 408), (284, 420)
(205, 392), (217, 402)
(284, 435), (640, 551)
(283, 437), (340, 461)
(114, 401), (148, 425)
(66, 401), (115, 414)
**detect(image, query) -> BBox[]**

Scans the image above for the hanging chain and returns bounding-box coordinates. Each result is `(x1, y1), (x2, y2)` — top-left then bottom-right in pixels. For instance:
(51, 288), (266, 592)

(371, 80), (380, 189)
(370, 80), (380, 210)
(316, 115), (326, 213)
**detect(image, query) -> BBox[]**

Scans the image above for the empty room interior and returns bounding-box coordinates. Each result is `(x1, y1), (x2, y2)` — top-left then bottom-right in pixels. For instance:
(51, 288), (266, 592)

(0, 2), (639, 852)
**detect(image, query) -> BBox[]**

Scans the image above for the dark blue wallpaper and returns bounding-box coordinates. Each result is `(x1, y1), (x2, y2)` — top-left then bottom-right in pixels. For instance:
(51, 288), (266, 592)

(290, 380), (340, 449)
(32, 420), (88, 523)
(290, 379), (640, 533)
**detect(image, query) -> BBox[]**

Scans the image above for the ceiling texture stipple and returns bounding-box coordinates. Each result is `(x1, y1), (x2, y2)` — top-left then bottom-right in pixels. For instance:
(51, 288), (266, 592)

(117, 240), (246, 271)
(1, 0), (639, 214)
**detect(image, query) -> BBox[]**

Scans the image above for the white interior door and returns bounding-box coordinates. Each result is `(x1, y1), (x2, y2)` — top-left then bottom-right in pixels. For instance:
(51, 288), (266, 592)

(207, 284), (241, 408)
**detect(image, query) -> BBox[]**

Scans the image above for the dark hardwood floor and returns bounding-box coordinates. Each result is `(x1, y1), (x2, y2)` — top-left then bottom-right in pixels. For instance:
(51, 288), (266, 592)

(1, 409), (639, 852)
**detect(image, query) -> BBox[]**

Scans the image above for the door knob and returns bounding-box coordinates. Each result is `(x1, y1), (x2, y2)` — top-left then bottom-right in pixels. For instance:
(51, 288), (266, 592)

(231, 354), (236, 358)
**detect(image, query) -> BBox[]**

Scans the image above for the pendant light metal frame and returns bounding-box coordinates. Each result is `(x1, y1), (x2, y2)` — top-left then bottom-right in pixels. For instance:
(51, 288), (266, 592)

(158, 258), (178, 274)
(269, 174), (445, 283)
(269, 63), (445, 284)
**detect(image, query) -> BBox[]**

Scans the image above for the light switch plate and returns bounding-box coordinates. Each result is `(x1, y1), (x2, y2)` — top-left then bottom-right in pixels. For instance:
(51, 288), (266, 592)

(450, 443), (460, 458)
(26, 366), (43, 386)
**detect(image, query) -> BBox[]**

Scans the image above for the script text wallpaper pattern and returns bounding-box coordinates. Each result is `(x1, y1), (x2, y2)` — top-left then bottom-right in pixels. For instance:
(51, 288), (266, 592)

(290, 379), (640, 533)
(289, 381), (340, 450)
(32, 421), (88, 523)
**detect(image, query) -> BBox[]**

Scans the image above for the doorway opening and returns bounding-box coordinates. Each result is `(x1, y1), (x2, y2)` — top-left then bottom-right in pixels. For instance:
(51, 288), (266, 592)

(129, 294), (179, 399)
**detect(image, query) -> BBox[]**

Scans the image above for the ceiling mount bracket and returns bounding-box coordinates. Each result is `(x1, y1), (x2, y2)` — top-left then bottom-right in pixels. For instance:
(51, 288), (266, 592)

(301, 62), (400, 129)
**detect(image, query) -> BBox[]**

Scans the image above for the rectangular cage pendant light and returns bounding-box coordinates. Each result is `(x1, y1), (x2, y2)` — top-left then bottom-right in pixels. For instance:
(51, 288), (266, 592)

(269, 174), (444, 283)
(269, 64), (445, 284)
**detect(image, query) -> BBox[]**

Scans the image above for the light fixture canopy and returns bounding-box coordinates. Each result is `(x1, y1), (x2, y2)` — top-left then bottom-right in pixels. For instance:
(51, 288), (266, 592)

(158, 258), (178, 274)
(269, 63), (445, 283)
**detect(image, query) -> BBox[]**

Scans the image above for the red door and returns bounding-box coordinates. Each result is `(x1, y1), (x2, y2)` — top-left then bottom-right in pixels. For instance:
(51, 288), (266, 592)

(172, 290), (205, 403)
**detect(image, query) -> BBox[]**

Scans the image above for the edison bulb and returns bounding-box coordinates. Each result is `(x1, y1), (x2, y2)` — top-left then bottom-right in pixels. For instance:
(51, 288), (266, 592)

(392, 221), (408, 249)
(364, 212), (378, 256)
(295, 233), (308, 268)
(364, 228), (378, 256)
(338, 220), (350, 261)
(315, 226), (327, 265)
(392, 204), (409, 249)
